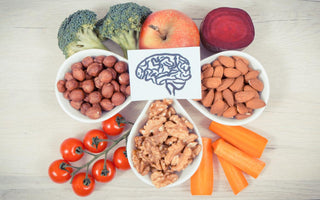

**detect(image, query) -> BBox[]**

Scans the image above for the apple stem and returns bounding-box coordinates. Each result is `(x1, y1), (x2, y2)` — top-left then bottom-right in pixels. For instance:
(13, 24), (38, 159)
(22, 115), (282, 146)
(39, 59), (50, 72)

(148, 25), (167, 40)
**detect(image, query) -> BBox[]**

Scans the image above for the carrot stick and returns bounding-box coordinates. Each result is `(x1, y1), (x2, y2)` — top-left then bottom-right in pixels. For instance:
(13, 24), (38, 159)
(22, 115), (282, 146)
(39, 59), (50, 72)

(209, 121), (268, 158)
(191, 137), (213, 195)
(212, 138), (265, 178)
(218, 156), (248, 195)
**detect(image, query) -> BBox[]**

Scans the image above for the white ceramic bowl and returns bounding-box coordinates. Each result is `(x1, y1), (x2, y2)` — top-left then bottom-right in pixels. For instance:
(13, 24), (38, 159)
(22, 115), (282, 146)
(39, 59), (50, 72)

(55, 49), (131, 123)
(188, 50), (270, 126)
(127, 99), (203, 188)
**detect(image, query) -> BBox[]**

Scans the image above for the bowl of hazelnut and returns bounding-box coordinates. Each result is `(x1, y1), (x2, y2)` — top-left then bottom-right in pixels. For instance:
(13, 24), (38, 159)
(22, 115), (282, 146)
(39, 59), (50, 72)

(55, 49), (131, 123)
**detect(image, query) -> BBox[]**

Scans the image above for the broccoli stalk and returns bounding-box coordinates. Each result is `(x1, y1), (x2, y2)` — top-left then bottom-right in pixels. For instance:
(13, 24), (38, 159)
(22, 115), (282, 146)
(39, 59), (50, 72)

(58, 10), (108, 58)
(96, 2), (152, 58)
(109, 30), (140, 58)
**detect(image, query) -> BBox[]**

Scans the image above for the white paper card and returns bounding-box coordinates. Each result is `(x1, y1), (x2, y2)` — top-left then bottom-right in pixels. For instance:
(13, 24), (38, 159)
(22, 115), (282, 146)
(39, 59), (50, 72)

(127, 47), (201, 101)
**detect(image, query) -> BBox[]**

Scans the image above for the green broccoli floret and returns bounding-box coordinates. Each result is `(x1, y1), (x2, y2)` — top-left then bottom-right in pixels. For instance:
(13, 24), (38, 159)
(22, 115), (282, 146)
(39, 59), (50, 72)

(96, 2), (152, 58)
(58, 10), (108, 58)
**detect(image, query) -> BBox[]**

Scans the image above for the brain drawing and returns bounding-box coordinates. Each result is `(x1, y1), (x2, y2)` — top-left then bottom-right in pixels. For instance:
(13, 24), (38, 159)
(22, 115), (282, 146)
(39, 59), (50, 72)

(135, 53), (192, 96)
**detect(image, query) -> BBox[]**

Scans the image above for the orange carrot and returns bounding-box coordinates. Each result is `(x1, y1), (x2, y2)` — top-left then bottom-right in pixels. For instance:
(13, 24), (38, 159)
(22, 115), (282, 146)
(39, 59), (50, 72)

(209, 121), (268, 158)
(212, 138), (265, 178)
(218, 156), (248, 195)
(191, 137), (213, 195)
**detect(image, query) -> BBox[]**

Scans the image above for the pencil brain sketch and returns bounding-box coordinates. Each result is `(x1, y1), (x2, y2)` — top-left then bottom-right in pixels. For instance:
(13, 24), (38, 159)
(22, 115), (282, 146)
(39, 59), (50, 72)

(135, 53), (192, 95)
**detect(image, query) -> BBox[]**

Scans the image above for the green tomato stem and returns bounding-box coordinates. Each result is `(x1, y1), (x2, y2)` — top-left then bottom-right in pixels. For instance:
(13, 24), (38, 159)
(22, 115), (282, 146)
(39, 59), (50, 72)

(116, 116), (134, 127)
(102, 150), (108, 173)
(97, 139), (116, 143)
(69, 128), (131, 183)
(83, 149), (97, 156)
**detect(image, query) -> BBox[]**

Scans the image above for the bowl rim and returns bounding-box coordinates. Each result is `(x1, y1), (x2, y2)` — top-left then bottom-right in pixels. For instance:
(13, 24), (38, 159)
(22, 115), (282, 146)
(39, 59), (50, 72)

(188, 50), (270, 126)
(127, 99), (203, 188)
(55, 49), (132, 123)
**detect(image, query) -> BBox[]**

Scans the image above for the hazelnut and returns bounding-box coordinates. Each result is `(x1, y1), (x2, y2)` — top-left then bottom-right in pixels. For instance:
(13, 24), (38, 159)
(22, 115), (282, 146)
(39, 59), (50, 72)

(114, 61), (128, 73)
(71, 62), (83, 70)
(88, 91), (102, 104)
(98, 69), (113, 83)
(101, 83), (114, 98)
(94, 55), (105, 64)
(111, 92), (126, 106)
(85, 106), (102, 119)
(82, 56), (94, 67)
(64, 72), (73, 81)
(57, 80), (66, 93)
(70, 100), (83, 110)
(87, 63), (103, 76)
(103, 55), (117, 67)
(72, 68), (86, 81)
(100, 99), (114, 111)
(118, 72), (130, 85)
(69, 89), (85, 101)
(65, 79), (79, 91)
(81, 79), (95, 93)
(80, 103), (91, 115)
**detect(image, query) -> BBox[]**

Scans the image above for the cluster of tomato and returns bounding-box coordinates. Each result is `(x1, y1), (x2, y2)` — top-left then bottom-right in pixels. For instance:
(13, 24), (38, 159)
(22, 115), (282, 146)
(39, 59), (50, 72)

(48, 114), (130, 196)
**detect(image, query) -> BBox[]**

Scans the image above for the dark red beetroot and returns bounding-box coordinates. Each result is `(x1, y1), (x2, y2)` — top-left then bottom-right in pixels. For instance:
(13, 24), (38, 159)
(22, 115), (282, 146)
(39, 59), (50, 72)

(200, 7), (255, 52)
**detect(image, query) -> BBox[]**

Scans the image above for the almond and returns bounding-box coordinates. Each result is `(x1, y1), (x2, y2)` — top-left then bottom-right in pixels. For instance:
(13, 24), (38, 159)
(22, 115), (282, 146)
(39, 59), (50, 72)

(229, 75), (244, 92)
(214, 91), (222, 102)
(217, 78), (235, 91)
(201, 89), (214, 107)
(218, 56), (235, 68)
(213, 65), (224, 78)
(202, 90), (208, 100)
(234, 91), (256, 102)
(223, 106), (237, 118)
(201, 84), (207, 91)
(203, 77), (221, 88)
(248, 78), (264, 92)
(222, 103), (230, 116)
(244, 85), (260, 98)
(224, 68), (241, 78)
(235, 113), (251, 120)
(235, 59), (249, 75)
(247, 108), (253, 114)
(222, 89), (234, 106)
(210, 99), (227, 115)
(202, 66), (214, 79)
(211, 59), (221, 67)
(201, 63), (211, 71)
(245, 70), (260, 81)
(232, 56), (249, 66)
(246, 98), (266, 109)
(236, 103), (248, 114)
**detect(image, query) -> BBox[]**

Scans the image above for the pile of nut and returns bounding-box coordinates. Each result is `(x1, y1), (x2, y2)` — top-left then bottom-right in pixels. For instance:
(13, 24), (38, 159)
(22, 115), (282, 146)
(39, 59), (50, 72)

(56, 55), (130, 119)
(132, 99), (201, 188)
(199, 55), (266, 119)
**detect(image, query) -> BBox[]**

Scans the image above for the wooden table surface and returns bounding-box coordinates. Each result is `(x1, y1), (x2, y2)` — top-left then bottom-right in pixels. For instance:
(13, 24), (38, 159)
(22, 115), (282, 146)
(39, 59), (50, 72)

(0, 0), (319, 199)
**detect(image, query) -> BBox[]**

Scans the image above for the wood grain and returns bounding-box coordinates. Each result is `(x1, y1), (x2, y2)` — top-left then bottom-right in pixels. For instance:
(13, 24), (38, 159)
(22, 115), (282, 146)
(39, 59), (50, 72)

(0, 0), (319, 199)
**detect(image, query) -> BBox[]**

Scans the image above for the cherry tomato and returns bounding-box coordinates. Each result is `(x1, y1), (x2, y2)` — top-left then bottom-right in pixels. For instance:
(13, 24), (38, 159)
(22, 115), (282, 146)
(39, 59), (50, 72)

(83, 129), (108, 153)
(60, 138), (84, 162)
(92, 159), (116, 182)
(113, 146), (130, 170)
(102, 113), (125, 136)
(48, 159), (73, 183)
(72, 173), (95, 197)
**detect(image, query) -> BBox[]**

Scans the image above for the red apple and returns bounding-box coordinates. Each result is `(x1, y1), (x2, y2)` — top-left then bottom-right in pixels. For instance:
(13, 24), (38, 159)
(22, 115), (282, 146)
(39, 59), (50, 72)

(139, 9), (200, 49)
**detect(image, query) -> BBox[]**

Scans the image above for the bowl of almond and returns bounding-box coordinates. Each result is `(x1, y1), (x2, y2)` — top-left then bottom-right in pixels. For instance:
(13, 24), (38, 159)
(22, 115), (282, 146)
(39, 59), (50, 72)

(188, 50), (269, 126)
